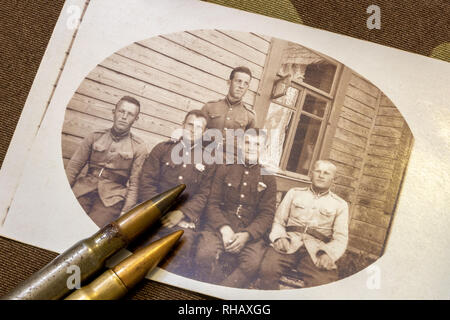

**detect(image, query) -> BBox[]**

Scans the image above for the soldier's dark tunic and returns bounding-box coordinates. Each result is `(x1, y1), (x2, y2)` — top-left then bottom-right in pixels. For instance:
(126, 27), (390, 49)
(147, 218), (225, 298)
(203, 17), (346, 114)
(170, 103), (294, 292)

(194, 163), (276, 287)
(138, 139), (216, 277)
(65, 128), (147, 227)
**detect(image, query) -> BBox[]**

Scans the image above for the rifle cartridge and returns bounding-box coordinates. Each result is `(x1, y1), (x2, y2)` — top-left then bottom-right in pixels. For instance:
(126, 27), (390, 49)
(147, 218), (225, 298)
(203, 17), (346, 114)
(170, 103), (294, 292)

(1, 184), (185, 300)
(65, 230), (183, 300)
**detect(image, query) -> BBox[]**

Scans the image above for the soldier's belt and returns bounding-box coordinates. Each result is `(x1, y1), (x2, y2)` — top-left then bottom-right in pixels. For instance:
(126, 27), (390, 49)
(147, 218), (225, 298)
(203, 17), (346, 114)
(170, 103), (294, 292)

(88, 167), (128, 186)
(285, 225), (331, 243)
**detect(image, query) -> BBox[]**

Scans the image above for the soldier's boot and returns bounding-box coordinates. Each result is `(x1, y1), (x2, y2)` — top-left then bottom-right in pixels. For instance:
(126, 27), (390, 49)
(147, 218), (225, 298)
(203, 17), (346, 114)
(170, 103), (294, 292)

(220, 268), (248, 288)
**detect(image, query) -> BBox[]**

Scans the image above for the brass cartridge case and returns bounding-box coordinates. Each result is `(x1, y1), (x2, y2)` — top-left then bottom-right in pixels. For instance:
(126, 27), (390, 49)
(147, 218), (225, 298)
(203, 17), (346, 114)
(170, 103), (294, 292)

(65, 230), (183, 300)
(2, 184), (185, 300)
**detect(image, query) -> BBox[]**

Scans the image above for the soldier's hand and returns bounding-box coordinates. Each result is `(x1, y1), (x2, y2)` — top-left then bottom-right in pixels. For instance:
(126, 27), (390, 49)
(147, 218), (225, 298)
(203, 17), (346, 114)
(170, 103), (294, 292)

(226, 232), (250, 253)
(220, 225), (235, 248)
(161, 210), (184, 228)
(316, 252), (334, 270)
(178, 220), (195, 229)
(273, 238), (290, 252)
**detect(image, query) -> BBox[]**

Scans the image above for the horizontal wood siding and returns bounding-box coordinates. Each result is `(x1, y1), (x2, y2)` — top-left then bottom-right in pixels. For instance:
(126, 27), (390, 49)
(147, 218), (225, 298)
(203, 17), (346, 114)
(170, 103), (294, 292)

(61, 34), (413, 260)
(62, 30), (271, 165)
(328, 73), (377, 208)
(328, 72), (412, 257)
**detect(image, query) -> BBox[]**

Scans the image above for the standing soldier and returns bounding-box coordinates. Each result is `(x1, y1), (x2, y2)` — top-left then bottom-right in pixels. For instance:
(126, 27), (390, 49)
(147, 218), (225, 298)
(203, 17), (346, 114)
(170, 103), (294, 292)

(202, 66), (256, 161)
(194, 130), (277, 288)
(259, 160), (349, 289)
(65, 96), (147, 228)
(138, 110), (215, 277)
(202, 66), (255, 132)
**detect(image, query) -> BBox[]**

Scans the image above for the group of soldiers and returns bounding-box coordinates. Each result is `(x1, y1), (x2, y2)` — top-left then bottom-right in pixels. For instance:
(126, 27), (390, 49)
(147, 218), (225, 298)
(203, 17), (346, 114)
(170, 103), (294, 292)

(66, 66), (349, 289)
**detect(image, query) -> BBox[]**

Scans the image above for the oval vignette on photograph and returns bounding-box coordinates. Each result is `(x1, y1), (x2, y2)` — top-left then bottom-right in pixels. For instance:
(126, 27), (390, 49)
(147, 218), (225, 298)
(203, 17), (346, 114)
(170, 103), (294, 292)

(61, 30), (414, 290)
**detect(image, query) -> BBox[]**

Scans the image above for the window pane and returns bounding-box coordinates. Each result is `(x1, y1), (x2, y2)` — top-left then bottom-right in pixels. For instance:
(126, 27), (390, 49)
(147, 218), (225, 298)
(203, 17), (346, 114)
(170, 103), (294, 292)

(286, 115), (321, 175)
(303, 62), (337, 93)
(279, 42), (337, 93)
(274, 86), (298, 108)
(303, 94), (327, 118)
(262, 103), (293, 168)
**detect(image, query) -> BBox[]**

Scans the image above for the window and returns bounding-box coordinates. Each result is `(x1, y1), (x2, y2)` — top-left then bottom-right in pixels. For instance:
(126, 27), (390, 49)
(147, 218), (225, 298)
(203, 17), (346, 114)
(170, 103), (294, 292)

(284, 93), (329, 175)
(279, 42), (338, 94)
(262, 41), (340, 178)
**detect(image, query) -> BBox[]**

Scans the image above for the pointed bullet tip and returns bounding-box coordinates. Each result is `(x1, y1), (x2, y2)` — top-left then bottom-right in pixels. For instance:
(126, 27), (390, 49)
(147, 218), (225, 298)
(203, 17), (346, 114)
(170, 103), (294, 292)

(172, 229), (184, 240)
(112, 229), (184, 289)
(151, 184), (186, 215)
(115, 185), (186, 242)
(156, 229), (184, 248)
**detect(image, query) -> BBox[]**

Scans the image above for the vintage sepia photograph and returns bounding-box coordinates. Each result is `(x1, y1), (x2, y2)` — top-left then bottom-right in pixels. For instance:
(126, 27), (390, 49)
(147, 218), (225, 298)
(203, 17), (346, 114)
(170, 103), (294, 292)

(61, 30), (414, 290)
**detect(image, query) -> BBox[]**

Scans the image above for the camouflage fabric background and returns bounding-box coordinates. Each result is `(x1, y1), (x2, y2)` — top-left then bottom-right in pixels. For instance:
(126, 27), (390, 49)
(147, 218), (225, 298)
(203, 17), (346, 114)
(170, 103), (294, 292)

(205, 0), (450, 62)
(0, 0), (448, 299)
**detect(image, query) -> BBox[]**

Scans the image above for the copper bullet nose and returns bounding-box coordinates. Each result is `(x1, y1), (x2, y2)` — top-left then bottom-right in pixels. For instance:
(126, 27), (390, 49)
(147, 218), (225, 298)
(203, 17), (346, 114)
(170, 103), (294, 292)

(116, 184), (185, 242)
(65, 230), (183, 300)
(3, 187), (184, 300)
(151, 184), (186, 214)
(114, 229), (184, 289)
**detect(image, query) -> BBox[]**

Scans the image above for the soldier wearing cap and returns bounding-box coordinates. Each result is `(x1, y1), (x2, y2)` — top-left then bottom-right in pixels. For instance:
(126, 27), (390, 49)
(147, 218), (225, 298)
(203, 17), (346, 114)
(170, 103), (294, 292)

(66, 96), (147, 228)
(194, 129), (277, 288)
(138, 109), (215, 277)
(258, 160), (349, 289)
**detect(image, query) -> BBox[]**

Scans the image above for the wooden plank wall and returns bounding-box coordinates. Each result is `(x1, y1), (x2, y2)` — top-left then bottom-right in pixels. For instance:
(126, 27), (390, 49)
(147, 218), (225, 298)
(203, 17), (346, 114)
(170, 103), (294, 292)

(61, 31), (413, 259)
(62, 30), (272, 166)
(328, 71), (412, 257)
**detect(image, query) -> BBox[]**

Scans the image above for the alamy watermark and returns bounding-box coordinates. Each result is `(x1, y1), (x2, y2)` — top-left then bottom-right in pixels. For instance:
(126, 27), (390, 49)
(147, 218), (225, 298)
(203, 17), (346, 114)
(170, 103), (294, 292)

(169, 127), (281, 175)
(66, 265), (81, 290)
(66, 5), (82, 30)
(366, 5), (381, 30)
(366, 265), (381, 290)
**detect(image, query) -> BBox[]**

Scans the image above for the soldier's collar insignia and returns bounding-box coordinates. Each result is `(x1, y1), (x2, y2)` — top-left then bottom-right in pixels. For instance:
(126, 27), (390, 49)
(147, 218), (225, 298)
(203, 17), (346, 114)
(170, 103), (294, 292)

(110, 127), (130, 142)
(309, 185), (330, 198)
(225, 95), (242, 106)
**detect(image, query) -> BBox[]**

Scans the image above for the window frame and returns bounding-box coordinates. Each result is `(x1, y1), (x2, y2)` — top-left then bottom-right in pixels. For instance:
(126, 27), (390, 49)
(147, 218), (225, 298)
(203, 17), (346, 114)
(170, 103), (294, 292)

(254, 38), (344, 181)
(277, 83), (334, 175)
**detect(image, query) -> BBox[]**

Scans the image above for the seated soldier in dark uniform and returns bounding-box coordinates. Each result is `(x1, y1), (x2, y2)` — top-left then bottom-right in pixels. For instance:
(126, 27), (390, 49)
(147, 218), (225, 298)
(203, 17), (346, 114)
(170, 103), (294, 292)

(65, 96), (147, 227)
(194, 129), (277, 288)
(138, 109), (215, 278)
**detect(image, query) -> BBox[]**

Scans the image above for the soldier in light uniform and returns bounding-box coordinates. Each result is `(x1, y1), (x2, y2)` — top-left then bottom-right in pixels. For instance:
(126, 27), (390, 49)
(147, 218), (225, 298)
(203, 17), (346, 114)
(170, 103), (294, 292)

(66, 96), (147, 228)
(194, 130), (277, 288)
(259, 160), (349, 289)
(137, 109), (215, 277)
